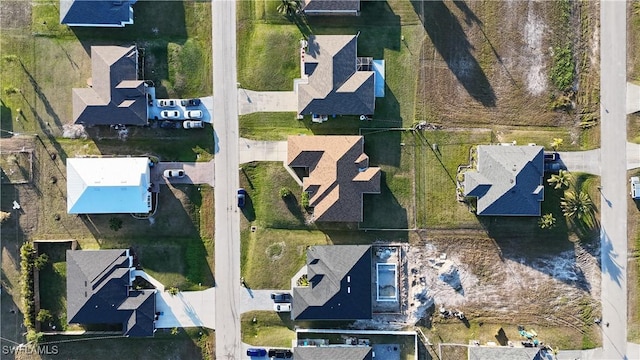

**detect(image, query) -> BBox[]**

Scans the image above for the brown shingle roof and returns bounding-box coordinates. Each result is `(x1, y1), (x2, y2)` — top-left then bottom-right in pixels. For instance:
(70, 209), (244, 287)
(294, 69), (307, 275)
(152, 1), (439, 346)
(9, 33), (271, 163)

(298, 35), (375, 116)
(287, 135), (381, 222)
(72, 46), (148, 126)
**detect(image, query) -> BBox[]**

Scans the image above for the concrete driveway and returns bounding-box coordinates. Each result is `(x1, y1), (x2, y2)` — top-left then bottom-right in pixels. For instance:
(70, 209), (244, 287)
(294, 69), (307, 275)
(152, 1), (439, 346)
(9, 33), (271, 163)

(155, 288), (216, 329)
(152, 160), (215, 188)
(556, 142), (640, 176)
(238, 90), (297, 115)
(239, 138), (287, 164)
(239, 288), (284, 313)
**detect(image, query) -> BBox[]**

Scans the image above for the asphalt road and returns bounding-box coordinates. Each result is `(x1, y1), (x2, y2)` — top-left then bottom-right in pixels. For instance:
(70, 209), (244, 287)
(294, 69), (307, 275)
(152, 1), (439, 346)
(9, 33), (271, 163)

(599, 1), (628, 358)
(212, 0), (242, 358)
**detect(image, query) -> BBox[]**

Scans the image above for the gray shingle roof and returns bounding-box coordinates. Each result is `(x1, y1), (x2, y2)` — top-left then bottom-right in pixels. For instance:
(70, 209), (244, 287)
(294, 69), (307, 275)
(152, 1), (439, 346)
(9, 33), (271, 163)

(292, 245), (372, 320)
(298, 35), (375, 116)
(302, 0), (360, 13)
(294, 346), (372, 360)
(72, 46), (148, 126)
(467, 346), (542, 360)
(288, 136), (381, 222)
(60, 0), (137, 27)
(66, 249), (155, 337)
(463, 145), (544, 216)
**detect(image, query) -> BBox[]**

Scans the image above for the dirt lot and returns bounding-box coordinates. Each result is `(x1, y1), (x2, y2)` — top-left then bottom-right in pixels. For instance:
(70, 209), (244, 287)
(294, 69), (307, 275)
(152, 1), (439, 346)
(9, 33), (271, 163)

(414, 0), (600, 138)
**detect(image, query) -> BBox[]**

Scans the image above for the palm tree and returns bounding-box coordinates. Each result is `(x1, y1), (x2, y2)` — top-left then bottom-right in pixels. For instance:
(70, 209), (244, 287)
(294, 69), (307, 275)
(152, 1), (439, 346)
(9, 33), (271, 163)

(538, 213), (557, 229)
(277, 0), (301, 17)
(561, 189), (596, 228)
(550, 137), (563, 151)
(547, 169), (571, 190)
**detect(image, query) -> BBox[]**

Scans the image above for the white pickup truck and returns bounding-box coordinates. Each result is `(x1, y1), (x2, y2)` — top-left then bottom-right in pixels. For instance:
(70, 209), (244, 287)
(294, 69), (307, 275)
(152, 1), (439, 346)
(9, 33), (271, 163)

(631, 177), (640, 199)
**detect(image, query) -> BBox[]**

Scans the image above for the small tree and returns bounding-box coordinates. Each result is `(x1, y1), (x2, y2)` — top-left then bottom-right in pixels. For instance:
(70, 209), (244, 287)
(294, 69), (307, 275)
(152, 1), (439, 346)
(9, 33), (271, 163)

(34, 253), (49, 270)
(109, 217), (123, 231)
(561, 189), (596, 228)
(547, 170), (571, 190)
(171, 327), (179, 335)
(279, 187), (292, 199)
(277, 0), (301, 17)
(168, 287), (179, 296)
(538, 213), (557, 229)
(36, 309), (53, 324)
(550, 138), (563, 151)
(301, 191), (310, 208)
(25, 329), (44, 345)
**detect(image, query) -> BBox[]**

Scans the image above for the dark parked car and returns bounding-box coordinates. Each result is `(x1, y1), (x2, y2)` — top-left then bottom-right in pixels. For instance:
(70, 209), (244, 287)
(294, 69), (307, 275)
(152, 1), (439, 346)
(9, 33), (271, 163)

(270, 292), (291, 303)
(237, 188), (246, 208)
(181, 98), (202, 107)
(246, 348), (267, 357)
(159, 120), (180, 129)
(268, 349), (292, 358)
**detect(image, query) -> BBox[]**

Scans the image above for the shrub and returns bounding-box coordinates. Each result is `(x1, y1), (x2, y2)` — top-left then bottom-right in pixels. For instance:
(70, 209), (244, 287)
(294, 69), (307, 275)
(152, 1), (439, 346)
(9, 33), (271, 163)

(279, 187), (292, 199)
(34, 253), (49, 270)
(26, 330), (44, 345)
(20, 243), (37, 330)
(0, 211), (11, 224)
(301, 191), (310, 208)
(109, 217), (123, 231)
(168, 287), (179, 296)
(550, 46), (575, 91)
(4, 86), (19, 95)
(36, 309), (53, 324)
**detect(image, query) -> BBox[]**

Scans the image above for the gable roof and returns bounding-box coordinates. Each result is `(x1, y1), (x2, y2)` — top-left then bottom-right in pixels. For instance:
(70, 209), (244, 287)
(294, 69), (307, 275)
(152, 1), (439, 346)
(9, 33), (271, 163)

(287, 135), (381, 222)
(463, 145), (544, 216)
(66, 249), (156, 337)
(298, 35), (375, 116)
(66, 157), (151, 214)
(468, 346), (543, 360)
(60, 0), (137, 27)
(294, 347), (372, 360)
(302, 0), (360, 14)
(73, 46), (148, 126)
(292, 245), (372, 320)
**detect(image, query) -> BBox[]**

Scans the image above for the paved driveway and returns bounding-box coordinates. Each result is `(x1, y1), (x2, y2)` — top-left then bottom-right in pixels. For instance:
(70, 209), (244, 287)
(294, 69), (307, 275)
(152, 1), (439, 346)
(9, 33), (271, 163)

(151, 160), (215, 188)
(238, 138), (288, 164)
(238, 90), (297, 115)
(155, 288), (216, 329)
(239, 288), (283, 314)
(556, 142), (640, 176)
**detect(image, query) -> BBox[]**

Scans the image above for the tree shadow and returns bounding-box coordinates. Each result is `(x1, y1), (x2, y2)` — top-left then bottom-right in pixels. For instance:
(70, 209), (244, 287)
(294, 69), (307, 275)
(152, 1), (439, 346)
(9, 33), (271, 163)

(0, 100), (13, 137)
(411, 0), (496, 106)
(283, 194), (306, 224)
(600, 228), (622, 287)
(19, 61), (63, 130)
(495, 327), (509, 345)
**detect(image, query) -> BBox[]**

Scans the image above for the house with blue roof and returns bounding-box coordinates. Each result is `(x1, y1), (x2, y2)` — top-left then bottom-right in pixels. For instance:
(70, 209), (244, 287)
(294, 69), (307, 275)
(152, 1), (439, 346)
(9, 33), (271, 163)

(60, 0), (137, 27)
(66, 249), (156, 337)
(66, 157), (152, 214)
(462, 145), (545, 216)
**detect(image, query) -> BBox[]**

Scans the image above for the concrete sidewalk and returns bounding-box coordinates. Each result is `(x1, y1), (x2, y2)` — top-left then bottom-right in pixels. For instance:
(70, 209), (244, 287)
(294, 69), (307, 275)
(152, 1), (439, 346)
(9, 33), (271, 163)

(155, 288), (216, 330)
(238, 138), (287, 164)
(237, 90), (297, 115)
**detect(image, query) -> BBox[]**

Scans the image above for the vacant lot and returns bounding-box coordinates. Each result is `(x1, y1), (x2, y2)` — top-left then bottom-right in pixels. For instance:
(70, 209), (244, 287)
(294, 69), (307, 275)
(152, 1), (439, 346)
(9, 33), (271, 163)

(241, 311), (296, 348)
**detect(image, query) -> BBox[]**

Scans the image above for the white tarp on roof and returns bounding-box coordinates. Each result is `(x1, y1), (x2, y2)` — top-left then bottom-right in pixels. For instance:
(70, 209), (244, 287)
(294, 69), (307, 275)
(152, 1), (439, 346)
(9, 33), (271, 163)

(67, 157), (151, 214)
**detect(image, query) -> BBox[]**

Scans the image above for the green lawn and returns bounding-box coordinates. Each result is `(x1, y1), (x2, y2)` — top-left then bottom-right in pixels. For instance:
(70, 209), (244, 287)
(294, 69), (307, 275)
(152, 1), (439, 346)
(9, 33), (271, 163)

(36, 242), (71, 331)
(241, 311), (295, 348)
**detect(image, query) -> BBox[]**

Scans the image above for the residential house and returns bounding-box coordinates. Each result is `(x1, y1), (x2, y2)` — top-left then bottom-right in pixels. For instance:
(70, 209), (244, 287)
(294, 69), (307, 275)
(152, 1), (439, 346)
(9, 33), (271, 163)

(467, 345), (547, 360)
(60, 0), (137, 27)
(292, 245), (372, 320)
(302, 0), (360, 16)
(294, 347), (372, 359)
(66, 249), (156, 337)
(297, 35), (375, 117)
(287, 135), (381, 222)
(72, 46), (149, 126)
(66, 157), (152, 214)
(463, 145), (544, 216)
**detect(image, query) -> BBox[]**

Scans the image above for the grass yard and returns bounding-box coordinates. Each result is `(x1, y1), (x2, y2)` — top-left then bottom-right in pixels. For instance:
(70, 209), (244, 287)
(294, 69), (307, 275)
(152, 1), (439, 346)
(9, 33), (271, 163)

(39, 329), (214, 360)
(241, 228), (329, 289)
(629, 170), (640, 342)
(36, 242), (73, 331)
(241, 311), (296, 348)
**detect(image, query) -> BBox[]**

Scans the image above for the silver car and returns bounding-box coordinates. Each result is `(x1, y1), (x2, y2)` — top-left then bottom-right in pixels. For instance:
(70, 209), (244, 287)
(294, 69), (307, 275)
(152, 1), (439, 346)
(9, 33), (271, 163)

(157, 99), (176, 107)
(183, 120), (204, 129)
(161, 110), (181, 119)
(185, 110), (203, 119)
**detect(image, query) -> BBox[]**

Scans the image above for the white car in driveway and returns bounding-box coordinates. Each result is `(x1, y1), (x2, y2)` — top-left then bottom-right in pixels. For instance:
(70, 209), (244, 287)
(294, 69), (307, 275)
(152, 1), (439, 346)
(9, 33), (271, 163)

(161, 110), (181, 119)
(183, 120), (204, 129)
(273, 303), (291, 312)
(185, 110), (203, 119)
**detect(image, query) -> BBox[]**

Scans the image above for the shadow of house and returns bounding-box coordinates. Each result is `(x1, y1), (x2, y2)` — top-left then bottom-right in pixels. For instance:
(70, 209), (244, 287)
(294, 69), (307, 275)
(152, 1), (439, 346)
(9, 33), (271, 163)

(292, 245), (372, 321)
(287, 135), (381, 223)
(66, 248), (156, 336)
(72, 46), (149, 127)
(60, 0), (137, 27)
(411, 0), (496, 107)
(0, 100), (13, 138)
